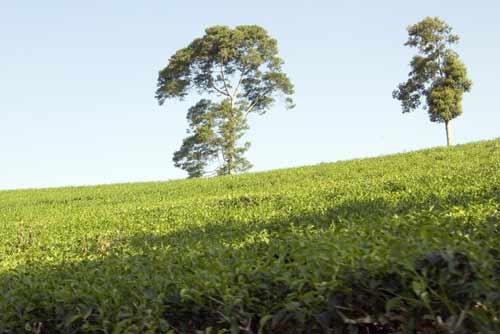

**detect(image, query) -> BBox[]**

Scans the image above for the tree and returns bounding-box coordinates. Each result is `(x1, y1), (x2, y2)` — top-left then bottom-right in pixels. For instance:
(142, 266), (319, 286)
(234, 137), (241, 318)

(155, 25), (294, 177)
(393, 17), (472, 146)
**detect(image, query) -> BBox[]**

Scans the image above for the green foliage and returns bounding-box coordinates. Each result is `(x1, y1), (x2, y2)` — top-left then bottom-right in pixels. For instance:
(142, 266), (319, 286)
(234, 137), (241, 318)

(393, 17), (472, 145)
(172, 100), (252, 178)
(1, 139), (499, 333)
(156, 25), (294, 177)
(173, 100), (220, 178)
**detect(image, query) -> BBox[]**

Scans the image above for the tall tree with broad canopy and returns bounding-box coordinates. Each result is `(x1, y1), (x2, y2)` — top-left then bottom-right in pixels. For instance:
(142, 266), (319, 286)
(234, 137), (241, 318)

(393, 17), (472, 146)
(156, 25), (294, 178)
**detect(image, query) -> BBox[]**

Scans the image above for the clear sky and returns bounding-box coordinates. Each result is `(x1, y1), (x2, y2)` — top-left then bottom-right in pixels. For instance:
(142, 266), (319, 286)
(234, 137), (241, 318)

(1, 0), (498, 190)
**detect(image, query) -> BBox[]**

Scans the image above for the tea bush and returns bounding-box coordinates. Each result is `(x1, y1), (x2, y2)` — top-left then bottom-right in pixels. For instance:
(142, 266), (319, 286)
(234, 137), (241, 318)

(0, 139), (499, 333)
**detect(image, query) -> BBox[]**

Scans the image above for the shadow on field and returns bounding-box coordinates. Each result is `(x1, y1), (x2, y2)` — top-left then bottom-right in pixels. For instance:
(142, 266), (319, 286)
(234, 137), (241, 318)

(123, 182), (498, 253)
(1, 184), (498, 333)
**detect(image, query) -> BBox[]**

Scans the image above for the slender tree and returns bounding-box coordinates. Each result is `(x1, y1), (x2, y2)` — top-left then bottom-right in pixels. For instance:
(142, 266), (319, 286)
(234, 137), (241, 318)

(156, 25), (294, 177)
(393, 17), (472, 146)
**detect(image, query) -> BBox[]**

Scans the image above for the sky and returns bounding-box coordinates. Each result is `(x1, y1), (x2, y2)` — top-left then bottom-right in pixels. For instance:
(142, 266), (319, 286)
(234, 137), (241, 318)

(1, 0), (499, 190)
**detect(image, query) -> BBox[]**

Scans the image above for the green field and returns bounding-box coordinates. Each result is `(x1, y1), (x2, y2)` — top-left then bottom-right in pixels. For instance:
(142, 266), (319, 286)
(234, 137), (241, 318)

(1, 139), (499, 333)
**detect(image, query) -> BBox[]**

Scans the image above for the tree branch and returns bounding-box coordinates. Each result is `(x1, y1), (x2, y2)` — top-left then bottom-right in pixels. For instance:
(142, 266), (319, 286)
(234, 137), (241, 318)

(232, 68), (247, 100)
(212, 83), (230, 97)
(245, 100), (258, 117)
(207, 75), (230, 97)
(244, 87), (273, 116)
(219, 55), (232, 100)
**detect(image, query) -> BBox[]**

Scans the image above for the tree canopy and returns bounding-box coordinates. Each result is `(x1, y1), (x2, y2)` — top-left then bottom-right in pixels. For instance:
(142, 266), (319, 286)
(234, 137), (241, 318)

(156, 25), (294, 177)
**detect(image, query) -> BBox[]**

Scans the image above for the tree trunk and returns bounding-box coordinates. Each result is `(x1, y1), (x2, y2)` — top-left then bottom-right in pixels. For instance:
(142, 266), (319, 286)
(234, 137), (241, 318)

(225, 104), (236, 175)
(445, 120), (452, 147)
(227, 155), (233, 175)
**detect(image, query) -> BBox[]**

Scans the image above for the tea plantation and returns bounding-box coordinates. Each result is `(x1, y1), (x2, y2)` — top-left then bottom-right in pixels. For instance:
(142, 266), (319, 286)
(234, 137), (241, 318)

(1, 139), (499, 333)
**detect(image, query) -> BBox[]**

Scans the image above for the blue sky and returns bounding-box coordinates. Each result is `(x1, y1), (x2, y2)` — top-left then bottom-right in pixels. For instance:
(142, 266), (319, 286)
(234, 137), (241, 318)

(1, 0), (499, 190)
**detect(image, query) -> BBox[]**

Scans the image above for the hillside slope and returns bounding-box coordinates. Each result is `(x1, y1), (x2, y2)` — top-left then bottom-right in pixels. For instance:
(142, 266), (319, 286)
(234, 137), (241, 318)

(1, 139), (499, 333)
